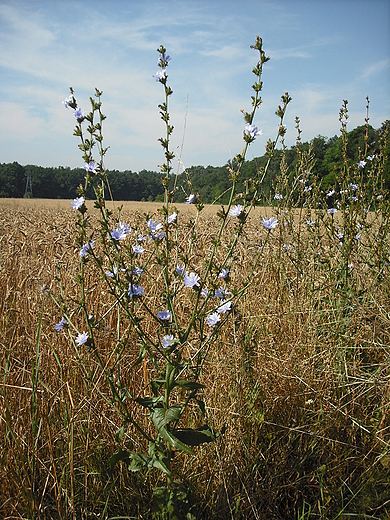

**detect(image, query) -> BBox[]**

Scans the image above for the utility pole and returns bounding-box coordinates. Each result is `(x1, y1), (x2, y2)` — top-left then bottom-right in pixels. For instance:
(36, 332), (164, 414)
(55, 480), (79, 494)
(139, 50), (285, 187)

(24, 168), (33, 198)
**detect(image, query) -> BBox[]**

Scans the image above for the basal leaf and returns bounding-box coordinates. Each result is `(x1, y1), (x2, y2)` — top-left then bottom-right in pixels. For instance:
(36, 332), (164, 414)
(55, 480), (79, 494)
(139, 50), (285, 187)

(173, 425), (217, 446)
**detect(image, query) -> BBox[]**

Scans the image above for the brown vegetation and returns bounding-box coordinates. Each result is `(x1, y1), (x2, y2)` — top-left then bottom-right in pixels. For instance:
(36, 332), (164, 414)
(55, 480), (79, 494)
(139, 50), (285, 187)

(1, 201), (389, 519)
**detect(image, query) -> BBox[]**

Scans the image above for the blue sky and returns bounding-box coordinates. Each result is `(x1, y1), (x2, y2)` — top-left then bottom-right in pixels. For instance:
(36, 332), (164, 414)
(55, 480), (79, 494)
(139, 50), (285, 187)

(0, 0), (389, 172)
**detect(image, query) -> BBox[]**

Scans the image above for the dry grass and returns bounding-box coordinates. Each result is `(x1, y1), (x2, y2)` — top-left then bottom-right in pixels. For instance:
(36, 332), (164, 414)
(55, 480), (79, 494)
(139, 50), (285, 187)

(0, 200), (389, 519)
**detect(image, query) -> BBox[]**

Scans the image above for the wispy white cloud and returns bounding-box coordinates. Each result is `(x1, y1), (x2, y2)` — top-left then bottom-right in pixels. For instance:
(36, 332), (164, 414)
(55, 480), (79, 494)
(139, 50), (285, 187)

(361, 58), (390, 81)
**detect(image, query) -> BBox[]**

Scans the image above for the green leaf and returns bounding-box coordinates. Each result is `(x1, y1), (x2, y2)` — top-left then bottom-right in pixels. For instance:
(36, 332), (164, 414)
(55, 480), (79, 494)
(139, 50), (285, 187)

(127, 452), (150, 472)
(150, 405), (181, 427)
(173, 425), (218, 446)
(174, 380), (205, 391)
(135, 396), (164, 409)
(151, 456), (171, 475)
(114, 425), (125, 443)
(166, 362), (177, 394)
(109, 448), (130, 468)
(150, 407), (194, 455)
(196, 399), (206, 417)
(151, 377), (165, 396)
(132, 344), (147, 367)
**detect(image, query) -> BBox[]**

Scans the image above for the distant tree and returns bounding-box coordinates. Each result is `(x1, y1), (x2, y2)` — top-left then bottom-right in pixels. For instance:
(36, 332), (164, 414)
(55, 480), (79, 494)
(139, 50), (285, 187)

(0, 162), (25, 197)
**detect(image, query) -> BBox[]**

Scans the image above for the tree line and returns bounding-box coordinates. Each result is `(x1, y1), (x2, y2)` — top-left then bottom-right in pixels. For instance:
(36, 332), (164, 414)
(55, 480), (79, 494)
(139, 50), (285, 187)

(1, 123), (388, 202)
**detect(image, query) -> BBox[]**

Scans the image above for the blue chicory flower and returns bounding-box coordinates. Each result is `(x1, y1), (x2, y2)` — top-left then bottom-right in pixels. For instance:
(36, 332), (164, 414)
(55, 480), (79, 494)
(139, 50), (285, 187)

(183, 272), (200, 288)
(55, 317), (67, 332)
(75, 331), (88, 346)
(80, 240), (94, 258)
(157, 310), (172, 321)
(185, 194), (196, 205)
(162, 334), (175, 348)
(229, 205), (243, 217)
(128, 284), (145, 298)
(71, 196), (85, 211)
(244, 123), (262, 139)
(206, 312), (221, 327)
(262, 217), (278, 230)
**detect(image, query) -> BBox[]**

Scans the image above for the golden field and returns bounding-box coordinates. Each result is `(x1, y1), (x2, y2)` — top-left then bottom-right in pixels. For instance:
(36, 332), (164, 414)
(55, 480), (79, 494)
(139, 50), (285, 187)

(0, 198), (389, 519)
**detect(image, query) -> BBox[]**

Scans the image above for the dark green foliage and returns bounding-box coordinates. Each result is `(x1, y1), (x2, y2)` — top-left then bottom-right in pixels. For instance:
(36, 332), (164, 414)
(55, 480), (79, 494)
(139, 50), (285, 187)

(0, 163), (165, 201)
(0, 161), (25, 197)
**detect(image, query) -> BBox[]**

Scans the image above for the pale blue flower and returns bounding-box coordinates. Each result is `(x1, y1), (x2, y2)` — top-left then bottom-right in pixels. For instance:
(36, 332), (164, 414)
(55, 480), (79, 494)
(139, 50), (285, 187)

(201, 287), (209, 297)
(183, 272), (200, 288)
(367, 155), (375, 161)
(71, 196), (85, 211)
(128, 284), (145, 298)
(55, 317), (67, 331)
(229, 205), (243, 217)
(158, 55), (171, 67)
(62, 96), (73, 108)
(157, 310), (172, 321)
(129, 266), (143, 276)
(274, 193), (283, 200)
(106, 266), (118, 278)
(357, 160), (366, 169)
(111, 229), (125, 241)
(111, 222), (131, 241)
(262, 217), (278, 230)
(106, 266), (126, 278)
(83, 161), (98, 173)
(168, 212), (177, 224)
(217, 300), (232, 314)
(133, 244), (145, 254)
(328, 208), (337, 215)
(214, 288), (232, 300)
(185, 194), (196, 205)
(244, 123), (262, 139)
(147, 219), (163, 233)
(74, 108), (84, 119)
(336, 232), (344, 240)
(306, 220), (315, 227)
(218, 268), (230, 279)
(355, 233), (361, 241)
(75, 331), (88, 346)
(327, 189), (335, 197)
(283, 244), (292, 250)
(153, 70), (166, 82)
(162, 334), (175, 348)
(349, 183), (358, 191)
(119, 221), (131, 233)
(151, 231), (165, 241)
(175, 265), (186, 276)
(304, 186), (312, 193)
(206, 312), (220, 327)
(377, 194), (384, 200)
(80, 240), (94, 258)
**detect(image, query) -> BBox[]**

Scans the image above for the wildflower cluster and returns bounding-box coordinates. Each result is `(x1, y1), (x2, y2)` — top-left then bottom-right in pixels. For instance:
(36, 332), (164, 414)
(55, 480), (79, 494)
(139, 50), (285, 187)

(56, 37), (295, 515)
(270, 99), (389, 295)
